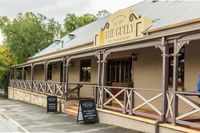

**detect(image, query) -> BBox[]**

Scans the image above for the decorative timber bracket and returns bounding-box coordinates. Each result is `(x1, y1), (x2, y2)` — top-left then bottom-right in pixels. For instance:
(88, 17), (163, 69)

(176, 41), (190, 53)
(95, 51), (101, 63)
(155, 37), (171, 57)
(65, 56), (71, 67)
(101, 51), (110, 63)
(155, 44), (171, 57)
(171, 40), (190, 57)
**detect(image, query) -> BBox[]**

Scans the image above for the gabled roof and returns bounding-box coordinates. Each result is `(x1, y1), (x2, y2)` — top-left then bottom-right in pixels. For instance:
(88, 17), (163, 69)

(32, 1), (200, 59)
(129, 1), (200, 30)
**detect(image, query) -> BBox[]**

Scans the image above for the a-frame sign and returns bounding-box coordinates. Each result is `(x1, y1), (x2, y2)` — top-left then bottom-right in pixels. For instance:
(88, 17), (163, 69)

(77, 99), (98, 123)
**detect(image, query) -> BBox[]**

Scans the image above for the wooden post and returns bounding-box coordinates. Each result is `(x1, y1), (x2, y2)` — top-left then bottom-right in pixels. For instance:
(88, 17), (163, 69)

(44, 61), (48, 94)
(123, 89), (127, 114)
(130, 89), (133, 115)
(31, 64), (34, 91)
(161, 37), (169, 122)
(14, 67), (17, 80)
(96, 52), (101, 106)
(65, 57), (70, 100)
(22, 67), (25, 80)
(172, 39), (179, 125)
(61, 57), (67, 100)
(101, 51), (109, 109)
(44, 62), (48, 81)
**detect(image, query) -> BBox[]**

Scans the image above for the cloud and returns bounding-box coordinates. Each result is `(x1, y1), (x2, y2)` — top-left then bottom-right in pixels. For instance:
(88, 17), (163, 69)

(0, 0), (143, 43)
(0, 0), (92, 23)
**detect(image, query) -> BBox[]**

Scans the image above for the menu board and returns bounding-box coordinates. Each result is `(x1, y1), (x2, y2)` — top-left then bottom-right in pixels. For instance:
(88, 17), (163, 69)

(77, 99), (98, 123)
(47, 96), (57, 113)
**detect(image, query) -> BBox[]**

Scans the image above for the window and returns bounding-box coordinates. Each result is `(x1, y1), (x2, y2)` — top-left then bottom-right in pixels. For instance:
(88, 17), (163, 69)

(80, 59), (91, 82)
(169, 47), (184, 86)
(107, 59), (132, 84)
(47, 64), (52, 80)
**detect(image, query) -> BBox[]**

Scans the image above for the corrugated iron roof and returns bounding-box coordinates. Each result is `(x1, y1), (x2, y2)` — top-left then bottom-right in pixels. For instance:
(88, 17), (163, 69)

(32, 1), (200, 58)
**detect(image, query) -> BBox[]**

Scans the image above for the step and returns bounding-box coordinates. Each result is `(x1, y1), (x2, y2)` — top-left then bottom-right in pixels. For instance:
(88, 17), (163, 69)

(64, 109), (78, 117)
(74, 103), (79, 107)
(69, 106), (78, 111)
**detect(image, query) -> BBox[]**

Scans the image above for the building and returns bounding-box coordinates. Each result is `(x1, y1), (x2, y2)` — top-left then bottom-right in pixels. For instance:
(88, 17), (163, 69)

(8, 1), (200, 133)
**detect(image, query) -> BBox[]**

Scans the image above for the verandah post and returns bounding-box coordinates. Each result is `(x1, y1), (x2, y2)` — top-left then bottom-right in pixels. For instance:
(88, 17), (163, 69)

(31, 63), (34, 91)
(161, 37), (169, 122)
(171, 39), (189, 125)
(22, 67), (25, 80)
(65, 57), (70, 100)
(62, 57), (66, 99)
(101, 51), (109, 109)
(14, 67), (17, 80)
(172, 39), (179, 125)
(44, 61), (48, 94)
(95, 52), (101, 107)
(155, 37), (170, 122)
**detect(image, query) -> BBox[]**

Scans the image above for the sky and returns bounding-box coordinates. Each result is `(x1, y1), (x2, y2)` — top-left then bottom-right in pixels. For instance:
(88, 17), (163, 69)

(0, 0), (143, 44)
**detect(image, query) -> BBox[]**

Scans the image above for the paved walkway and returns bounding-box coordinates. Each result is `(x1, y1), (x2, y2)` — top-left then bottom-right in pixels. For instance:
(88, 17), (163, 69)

(0, 99), (142, 133)
(0, 120), (11, 132)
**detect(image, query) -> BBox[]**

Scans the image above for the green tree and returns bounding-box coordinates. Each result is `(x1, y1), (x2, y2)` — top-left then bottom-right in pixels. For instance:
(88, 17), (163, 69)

(63, 13), (96, 36)
(62, 10), (110, 36)
(96, 10), (111, 19)
(0, 12), (62, 63)
(0, 45), (16, 97)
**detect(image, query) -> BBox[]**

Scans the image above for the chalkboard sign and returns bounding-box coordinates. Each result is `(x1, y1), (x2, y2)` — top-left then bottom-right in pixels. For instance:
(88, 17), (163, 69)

(47, 96), (57, 113)
(77, 99), (98, 123)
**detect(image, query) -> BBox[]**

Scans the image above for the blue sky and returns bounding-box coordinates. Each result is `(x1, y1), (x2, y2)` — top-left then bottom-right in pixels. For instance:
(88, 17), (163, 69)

(0, 0), (144, 44)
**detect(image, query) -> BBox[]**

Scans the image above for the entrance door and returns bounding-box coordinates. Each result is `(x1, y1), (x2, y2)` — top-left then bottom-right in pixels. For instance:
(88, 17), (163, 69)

(107, 58), (132, 87)
(107, 58), (132, 100)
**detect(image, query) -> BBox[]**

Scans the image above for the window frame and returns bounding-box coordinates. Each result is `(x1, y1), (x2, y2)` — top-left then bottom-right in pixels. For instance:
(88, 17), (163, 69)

(47, 64), (52, 80)
(80, 59), (91, 82)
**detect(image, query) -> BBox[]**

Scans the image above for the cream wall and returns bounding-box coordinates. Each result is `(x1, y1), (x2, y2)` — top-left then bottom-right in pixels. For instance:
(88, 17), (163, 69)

(25, 67), (31, 80)
(68, 56), (98, 98)
(51, 62), (61, 82)
(133, 47), (162, 89)
(33, 65), (44, 81)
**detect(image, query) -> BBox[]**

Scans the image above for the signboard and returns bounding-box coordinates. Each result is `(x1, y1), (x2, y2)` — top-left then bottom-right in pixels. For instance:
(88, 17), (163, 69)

(95, 9), (152, 46)
(77, 99), (98, 123)
(47, 96), (57, 113)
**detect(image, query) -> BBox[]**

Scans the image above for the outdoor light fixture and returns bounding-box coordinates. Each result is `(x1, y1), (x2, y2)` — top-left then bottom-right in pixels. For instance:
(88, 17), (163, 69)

(132, 53), (137, 61)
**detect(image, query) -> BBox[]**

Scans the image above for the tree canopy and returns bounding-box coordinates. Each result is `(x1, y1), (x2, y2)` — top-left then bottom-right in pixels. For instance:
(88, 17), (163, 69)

(96, 10), (111, 19)
(0, 12), (62, 63)
(0, 45), (16, 89)
(62, 10), (110, 36)
(62, 13), (96, 36)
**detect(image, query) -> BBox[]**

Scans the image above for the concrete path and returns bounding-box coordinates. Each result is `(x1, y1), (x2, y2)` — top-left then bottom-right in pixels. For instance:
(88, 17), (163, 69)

(0, 99), (142, 133)
(0, 120), (11, 132)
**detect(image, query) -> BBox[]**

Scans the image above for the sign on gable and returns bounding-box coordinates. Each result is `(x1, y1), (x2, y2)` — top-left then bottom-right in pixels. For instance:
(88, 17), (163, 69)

(95, 9), (152, 46)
